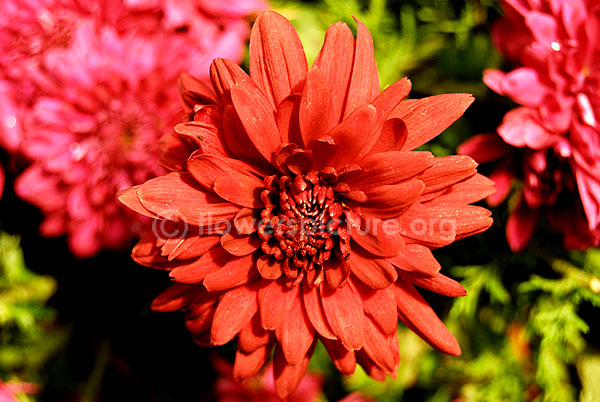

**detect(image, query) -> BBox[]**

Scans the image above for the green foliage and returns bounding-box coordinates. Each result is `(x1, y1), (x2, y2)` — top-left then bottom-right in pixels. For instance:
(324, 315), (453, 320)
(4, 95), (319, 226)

(437, 250), (600, 402)
(0, 234), (56, 337)
(0, 232), (66, 396)
(577, 352), (600, 402)
(272, 0), (499, 90)
(450, 264), (510, 322)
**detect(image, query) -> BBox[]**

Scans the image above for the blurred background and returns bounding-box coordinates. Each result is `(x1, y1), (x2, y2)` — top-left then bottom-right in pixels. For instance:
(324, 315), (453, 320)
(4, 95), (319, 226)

(1, 0), (599, 401)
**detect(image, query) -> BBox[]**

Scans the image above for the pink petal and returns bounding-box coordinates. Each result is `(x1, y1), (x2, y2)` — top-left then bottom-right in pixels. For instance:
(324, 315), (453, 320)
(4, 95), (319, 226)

(500, 67), (549, 107)
(498, 107), (556, 149)
(457, 133), (512, 164)
(506, 198), (541, 252)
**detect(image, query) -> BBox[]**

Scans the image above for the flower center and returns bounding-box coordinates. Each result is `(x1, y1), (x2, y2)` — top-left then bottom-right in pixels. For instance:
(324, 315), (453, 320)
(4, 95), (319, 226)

(258, 171), (350, 284)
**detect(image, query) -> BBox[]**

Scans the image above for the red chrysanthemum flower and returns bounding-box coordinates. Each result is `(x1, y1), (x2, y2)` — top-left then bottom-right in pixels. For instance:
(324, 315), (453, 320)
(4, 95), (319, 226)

(119, 11), (494, 399)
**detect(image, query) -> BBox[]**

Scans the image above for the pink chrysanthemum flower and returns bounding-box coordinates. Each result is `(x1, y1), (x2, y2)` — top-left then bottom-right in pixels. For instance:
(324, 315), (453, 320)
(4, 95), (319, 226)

(214, 357), (373, 402)
(482, 0), (600, 239)
(459, 134), (600, 250)
(0, 0), (264, 257)
(214, 358), (323, 402)
(119, 11), (494, 399)
(124, 0), (268, 29)
(11, 22), (175, 257)
(0, 380), (38, 402)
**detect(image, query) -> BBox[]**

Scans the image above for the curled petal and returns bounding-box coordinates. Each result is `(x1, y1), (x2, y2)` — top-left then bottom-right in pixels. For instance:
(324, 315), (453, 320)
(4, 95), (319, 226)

(299, 66), (335, 147)
(416, 155), (478, 195)
(350, 278), (397, 336)
(230, 83), (282, 165)
(170, 247), (230, 284)
(361, 315), (400, 373)
(220, 232), (261, 256)
(506, 198), (541, 252)
(345, 151), (434, 190)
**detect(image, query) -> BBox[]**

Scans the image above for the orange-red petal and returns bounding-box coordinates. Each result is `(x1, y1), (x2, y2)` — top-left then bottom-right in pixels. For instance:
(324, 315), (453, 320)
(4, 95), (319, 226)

(320, 283), (365, 351)
(211, 283), (259, 345)
(393, 281), (461, 355)
(249, 11), (308, 108)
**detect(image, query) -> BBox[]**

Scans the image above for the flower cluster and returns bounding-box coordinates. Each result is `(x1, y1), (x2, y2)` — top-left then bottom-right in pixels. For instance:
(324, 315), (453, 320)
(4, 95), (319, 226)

(119, 11), (494, 399)
(0, 0), (264, 257)
(461, 0), (600, 250)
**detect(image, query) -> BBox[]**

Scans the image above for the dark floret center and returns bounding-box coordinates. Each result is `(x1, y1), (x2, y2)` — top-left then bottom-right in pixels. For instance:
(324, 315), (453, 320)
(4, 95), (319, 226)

(259, 172), (349, 280)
